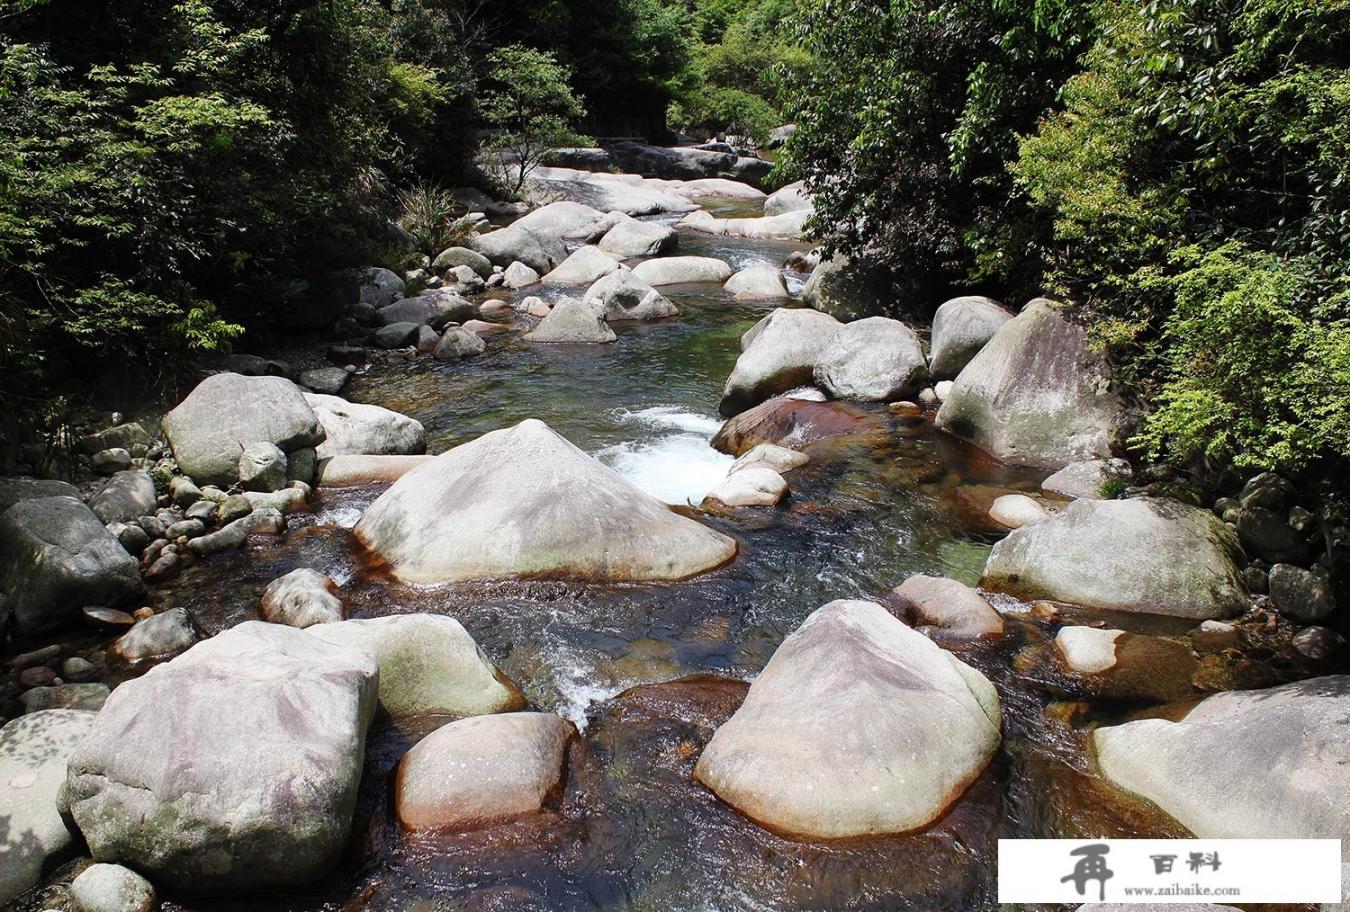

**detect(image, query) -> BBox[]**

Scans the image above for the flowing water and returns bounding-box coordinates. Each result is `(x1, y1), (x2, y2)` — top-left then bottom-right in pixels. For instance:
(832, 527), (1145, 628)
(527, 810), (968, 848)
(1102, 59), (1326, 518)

(19, 200), (1243, 912)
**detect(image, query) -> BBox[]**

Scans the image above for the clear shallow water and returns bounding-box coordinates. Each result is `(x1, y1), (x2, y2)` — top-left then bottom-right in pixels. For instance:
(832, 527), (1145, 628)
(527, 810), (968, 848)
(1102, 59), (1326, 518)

(15, 203), (1266, 912)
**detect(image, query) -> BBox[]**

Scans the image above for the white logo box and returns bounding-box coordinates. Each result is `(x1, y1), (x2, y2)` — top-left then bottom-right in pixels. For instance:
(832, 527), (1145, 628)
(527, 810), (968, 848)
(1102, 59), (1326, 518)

(998, 838), (1342, 904)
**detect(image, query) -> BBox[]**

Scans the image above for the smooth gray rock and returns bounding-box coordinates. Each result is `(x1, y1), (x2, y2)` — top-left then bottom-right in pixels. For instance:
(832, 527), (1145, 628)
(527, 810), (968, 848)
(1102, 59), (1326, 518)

(695, 599), (1000, 838)
(77, 422), (151, 457)
(541, 245), (621, 285)
(307, 614), (523, 717)
(703, 465), (787, 508)
(0, 709), (98, 905)
(374, 321), (419, 348)
(259, 568), (342, 628)
(353, 419), (736, 583)
(890, 575), (1003, 637)
(0, 476), (80, 511)
(631, 256), (733, 286)
(432, 246), (492, 279)
(928, 296), (1013, 380)
(1094, 677), (1350, 844)
(70, 863), (156, 912)
(21, 682), (110, 713)
(395, 712), (573, 831)
(237, 441), (287, 492)
(936, 300), (1121, 469)
(91, 448), (133, 474)
(469, 224), (566, 273)
(432, 326), (487, 360)
(982, 497), (1248, 619)
(597, 218), (678, 257)
(719, 308), (842, 416)
(0, 496), (142, 636)
(813, 316), (927, 402)
(582, 269), (677, 322)
(800, 253), (896, 321)
(1042, 458), (1131, 500)
(303, 393), (425, 460)
(377, 290), (475, 329)
(763, 181), (810, 217)
(512, 201), (611, 240)
(503, 260), (541, 289)
(111, 607), (197, 662)
(162, 373), (324, 486)
(65, 622), (379, 891)
(298, 366), (351, 395)
(90, 470), (157, 525)
(359, 267), (404, 309)
(1269, 563), (1336, 621)
(724, 264), (788, 300)
(524, 297), (616, 343)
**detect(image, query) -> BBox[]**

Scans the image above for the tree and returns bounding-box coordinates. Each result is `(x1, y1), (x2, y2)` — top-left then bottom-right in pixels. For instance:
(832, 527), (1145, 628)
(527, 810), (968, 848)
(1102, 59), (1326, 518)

(478, 45), (588, 196)
(778, 0), (1092, 304)
(1016, 0), (1350, 474)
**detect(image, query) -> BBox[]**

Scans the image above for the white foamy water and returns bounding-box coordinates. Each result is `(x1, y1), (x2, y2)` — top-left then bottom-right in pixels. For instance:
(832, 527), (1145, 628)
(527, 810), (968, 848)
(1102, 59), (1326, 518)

(598, 406), (734, 505)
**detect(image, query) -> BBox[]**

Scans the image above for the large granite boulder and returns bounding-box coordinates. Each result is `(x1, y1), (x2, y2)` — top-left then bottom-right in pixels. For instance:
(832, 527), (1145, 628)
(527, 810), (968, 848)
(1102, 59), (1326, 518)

(0, 477), (80, 512)
(677, 208), (811, 239)
(597, 217), (678, 257)
(162, 373), (325, 486)
(541, 245), (621, 285)
(813, 316), (927, 402)
(631, 256), (733, 286)
(511, 201), (610, 240)
(0, 710), (98, 904)
(981, 497), (1248, 619)
(395, 712), (575, 831)
(89, 470), (157, 525)
(763, 181), (810, 217)
(470, 224), (566, 274)
(582, 269), (678, 322)
(64, 622), (379, 891)
(353, 419), (736, 583)
(303, 393), (425, 459)
(800, 253), (898, 321)
(695, 600), (1000, 838)
(935, 300), (1121, 469)
(928, 296), (1013, 380)
(719, 308), (842, 416)
(711, 394), (887, 456)
(1093, 677), (1350, 843)
(378, 289), (475, 329)
(523, 296), (616, 343)
(724, 264), (788, 300)
(307, 614), (523, 717)
(0, 496), (142, 636)
(889, 575), (1003, 637)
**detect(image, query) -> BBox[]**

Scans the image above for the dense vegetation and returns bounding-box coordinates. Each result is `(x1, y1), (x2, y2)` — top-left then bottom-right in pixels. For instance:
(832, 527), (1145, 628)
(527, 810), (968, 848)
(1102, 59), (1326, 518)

(781, 0), (1350, 481)
(3, 0), (1346, 483)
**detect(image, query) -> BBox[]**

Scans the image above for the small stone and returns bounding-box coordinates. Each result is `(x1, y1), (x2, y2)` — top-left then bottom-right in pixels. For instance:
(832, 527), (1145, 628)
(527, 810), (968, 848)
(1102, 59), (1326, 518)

(163, 518), (205, 540)
(375, 321), (419, 349)
(917, 387), (938, 407)
(238, 442), (287, 493)
(19, 665), (56, 687)
(259, 569), (343, 628)
(91, 448), (133, 475)
(132, 607), (154, 621)
(1292, 626), (1344, 660)
(236, 506), (286, 534)
(480, 299), (513, 318)
(888, 401), (922, 417)
(286, 447), (317, 485)
(20, 682), (110, 713)
(989, 494), (1049, 529)
(1242, 565), (1268, 594)
(1288, 505), (1315, 533)
(1030, 601), (1061, 623)
(297, 367), (349, 395)
(503, 261), (541, 289)
(432, 327), (487, 360)
(197, 486), (228, 503)
(70, 862), (156, 912)
(114, 523), (150, 556)
(136, 514), (165, 538)
(83, 607), (136, 631)
(414, 325), (439, 353)
(1191, 619), (1240, 652)
(111, 607), (197, 662)
(143, 552), (180, 582)
(219, 494), (252, 524)
(186, 522), (247, 556)
(62, 657), (96, 681)
(184, 500), (216, 523)
(1269, 563), (1335, 621)
(8, 644), (60, 668)
(933, 380), (954, 401)
(1056, 626), (1124, 673)
(168, 476), (201, 507)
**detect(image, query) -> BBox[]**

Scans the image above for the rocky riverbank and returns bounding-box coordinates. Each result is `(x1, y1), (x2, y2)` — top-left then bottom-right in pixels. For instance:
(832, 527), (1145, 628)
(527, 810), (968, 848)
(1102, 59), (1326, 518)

(1, 158), (1345, 912)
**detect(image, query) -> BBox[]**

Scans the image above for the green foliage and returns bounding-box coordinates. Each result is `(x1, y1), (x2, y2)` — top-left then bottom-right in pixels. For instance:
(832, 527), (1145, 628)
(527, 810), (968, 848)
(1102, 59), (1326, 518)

(396, 183), (477, 258)
(1017, 0), (1350, 474)
(779, 0), (1092, 300)
(670, 87), (779, 144)
(479, 45), (589, 196)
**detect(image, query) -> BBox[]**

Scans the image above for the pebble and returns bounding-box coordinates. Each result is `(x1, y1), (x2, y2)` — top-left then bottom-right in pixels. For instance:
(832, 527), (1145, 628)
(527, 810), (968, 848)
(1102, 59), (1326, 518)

(62, 656), (97, 680)
(83, 606), (137, 630)
(133, 607), (155, 621)
(70, 862), (156, 912)
(1191, 619), (1240, 652)
(9, 644), (60, 668)
(1292, 626), (1344, 660)
(219, 494), (253, 524)
(164, 518), (206, 539)
(184, 500), (217, 523)
(18, 665), (57, 687)
(144, 552), (180, 581)
(169, 475), (201, 507)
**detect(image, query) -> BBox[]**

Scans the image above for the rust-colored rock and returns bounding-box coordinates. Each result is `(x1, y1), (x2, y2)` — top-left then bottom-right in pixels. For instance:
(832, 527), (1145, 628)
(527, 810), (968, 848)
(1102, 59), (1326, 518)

(711, 395), (886, 456)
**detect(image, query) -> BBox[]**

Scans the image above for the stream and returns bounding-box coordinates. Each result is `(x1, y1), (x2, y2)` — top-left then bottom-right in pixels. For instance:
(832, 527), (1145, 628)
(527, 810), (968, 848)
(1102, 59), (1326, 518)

(42, 196), (1212, 912)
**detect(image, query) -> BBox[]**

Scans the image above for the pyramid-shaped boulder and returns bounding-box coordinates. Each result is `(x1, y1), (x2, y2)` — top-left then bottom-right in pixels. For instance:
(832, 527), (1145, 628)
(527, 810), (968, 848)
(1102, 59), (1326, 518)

(353, 419), (737, 583)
